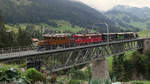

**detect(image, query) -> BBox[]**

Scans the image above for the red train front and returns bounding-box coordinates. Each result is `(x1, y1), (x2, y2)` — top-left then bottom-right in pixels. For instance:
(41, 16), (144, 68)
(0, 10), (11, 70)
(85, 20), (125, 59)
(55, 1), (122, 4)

(73, 34), (103, 45)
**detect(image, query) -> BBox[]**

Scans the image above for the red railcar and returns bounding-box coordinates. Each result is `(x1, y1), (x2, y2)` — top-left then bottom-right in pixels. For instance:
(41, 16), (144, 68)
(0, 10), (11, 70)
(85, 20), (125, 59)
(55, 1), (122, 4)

(73, 34), (103, 45)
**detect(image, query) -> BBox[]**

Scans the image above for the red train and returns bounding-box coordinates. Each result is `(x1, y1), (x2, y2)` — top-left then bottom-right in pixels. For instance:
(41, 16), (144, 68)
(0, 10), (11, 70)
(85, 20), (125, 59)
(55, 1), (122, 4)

(73, 34), (103, 45)
(37, 32), (138, 50)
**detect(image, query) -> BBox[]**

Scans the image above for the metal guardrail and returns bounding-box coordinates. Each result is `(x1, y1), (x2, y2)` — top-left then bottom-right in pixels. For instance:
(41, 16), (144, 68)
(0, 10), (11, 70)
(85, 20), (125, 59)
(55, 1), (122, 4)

(0, 46), (35, 54)
(0, 38), (149, 60)
(0, 37), (149, 55)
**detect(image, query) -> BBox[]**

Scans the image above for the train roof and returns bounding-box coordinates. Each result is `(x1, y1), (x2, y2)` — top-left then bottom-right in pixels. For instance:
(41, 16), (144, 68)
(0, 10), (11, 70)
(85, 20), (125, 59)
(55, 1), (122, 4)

(102, 33), (117, 35)
(43, 33), (71, 37)
(73, 33), (102, 37)
(103, 32), (136, 35)
(118, 32), (136, 34)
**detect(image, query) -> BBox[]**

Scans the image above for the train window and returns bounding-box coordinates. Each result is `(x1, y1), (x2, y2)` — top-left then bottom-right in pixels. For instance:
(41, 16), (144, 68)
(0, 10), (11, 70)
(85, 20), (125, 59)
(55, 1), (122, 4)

(52, 37), (54, 40)
(57, 37), (59, 40)
(92, 36), (96, 38)
(85, 36), (88, 39)
(44, 37), (48, 40)
(60, 37), (64, 40)
(52, 37), (57, 40)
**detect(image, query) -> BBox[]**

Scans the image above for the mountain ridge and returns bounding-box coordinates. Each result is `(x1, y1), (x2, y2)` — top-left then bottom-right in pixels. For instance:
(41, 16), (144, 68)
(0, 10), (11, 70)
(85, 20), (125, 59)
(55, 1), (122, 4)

(110, 5), (150, 18)
(105, 5), (150, 31)
(0, 0), (121, 32)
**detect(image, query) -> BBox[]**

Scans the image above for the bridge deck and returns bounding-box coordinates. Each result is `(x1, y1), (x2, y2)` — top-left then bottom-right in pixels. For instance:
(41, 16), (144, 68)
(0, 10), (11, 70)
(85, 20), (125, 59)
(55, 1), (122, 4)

(0, 38), (149, 61)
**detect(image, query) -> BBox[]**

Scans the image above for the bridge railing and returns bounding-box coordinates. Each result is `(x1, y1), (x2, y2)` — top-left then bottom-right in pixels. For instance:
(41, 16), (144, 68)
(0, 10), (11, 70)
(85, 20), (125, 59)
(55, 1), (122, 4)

(0, 46), (36, 54)
(0, 37), (148, 54)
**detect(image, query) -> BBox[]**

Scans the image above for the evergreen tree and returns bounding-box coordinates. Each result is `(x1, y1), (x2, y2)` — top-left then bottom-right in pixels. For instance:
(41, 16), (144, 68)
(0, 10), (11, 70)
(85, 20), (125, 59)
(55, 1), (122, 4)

(17, 27), (32, 46)
(0, 10), (33, 48)
(7, 31), (18, 47)
(112, 55), (118, 81)
(0, 10), (7, 47)
(112, 54), (125, 81)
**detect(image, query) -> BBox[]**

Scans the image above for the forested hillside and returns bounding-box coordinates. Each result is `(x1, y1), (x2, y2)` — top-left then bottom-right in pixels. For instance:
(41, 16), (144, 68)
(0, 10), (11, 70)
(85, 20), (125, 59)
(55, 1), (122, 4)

(105, 5), (150, 31)
(0, 0), (121, 32)
(0, 11), (32, 48)
(111, 5), (150, 18)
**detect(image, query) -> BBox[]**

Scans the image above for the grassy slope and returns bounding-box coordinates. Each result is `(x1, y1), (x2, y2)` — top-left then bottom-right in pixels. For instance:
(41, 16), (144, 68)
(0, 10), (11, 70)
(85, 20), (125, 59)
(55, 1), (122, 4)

(53, 20), (85, 32)
(11, 0), (32, 6)
(138, 30), (150, 37)
(130, 21), (147, 30)
(107, 13), (149, 31)
(5, 20), (85, 33)
(132, 81), (150, 84)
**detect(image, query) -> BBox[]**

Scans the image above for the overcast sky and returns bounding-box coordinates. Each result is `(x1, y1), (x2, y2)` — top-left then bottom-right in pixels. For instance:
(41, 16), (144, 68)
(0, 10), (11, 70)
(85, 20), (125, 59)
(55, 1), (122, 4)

(76, 0), (150, 11)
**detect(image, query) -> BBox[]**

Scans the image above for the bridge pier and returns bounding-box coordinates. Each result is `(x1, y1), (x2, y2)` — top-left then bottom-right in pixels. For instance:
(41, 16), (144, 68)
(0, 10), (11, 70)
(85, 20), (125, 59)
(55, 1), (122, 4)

(92, 59), (109, 80)
(143, 40), (150, 54)
(137, 40), (144, 54)
(137, 39), (150, 54)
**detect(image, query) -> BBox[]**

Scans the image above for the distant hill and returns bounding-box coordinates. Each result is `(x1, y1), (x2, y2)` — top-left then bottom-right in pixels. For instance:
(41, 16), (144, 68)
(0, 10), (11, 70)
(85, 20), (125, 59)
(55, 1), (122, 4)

(111, 5), (150, 18)
(0, 0), (121, 32)
(105, 5), (150, 31)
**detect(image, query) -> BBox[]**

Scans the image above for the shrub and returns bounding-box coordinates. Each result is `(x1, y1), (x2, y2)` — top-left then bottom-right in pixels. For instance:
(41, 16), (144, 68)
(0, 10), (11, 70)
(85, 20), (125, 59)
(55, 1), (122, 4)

(0, 65), (30, 84)
(89, 79), (111, 84)
(0, 68), (21, 82)
(68, 79), (81, 84)
(25, 68), (42, 83)
(90, 80), (101, 84)
(70, 67), (92, 80)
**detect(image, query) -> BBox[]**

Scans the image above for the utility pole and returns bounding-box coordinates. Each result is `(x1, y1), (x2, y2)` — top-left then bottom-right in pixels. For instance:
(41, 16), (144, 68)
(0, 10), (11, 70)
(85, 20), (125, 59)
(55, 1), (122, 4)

(92, 23), (109, 44)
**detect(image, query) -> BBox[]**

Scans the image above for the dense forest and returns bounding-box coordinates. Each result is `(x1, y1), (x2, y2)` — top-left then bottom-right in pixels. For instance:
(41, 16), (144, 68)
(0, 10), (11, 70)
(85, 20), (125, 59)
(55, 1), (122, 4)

(0, 0), (121, 32)
(0, 11), (32, 48)
(112, 50), (150, 81)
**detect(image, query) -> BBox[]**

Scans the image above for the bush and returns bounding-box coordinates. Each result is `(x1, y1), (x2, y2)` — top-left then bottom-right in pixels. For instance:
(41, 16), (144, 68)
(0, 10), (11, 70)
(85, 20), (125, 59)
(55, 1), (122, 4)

(0, 68), (21, 82)
(90, 80), (101, 84)
(68, 79), (81, 84)
(111, 51), (150, 81)
(89, 79), (111, 84)
(70, 67), (92, 80)
(25, 68), (43, 83)
(0, 65), (29, 84)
